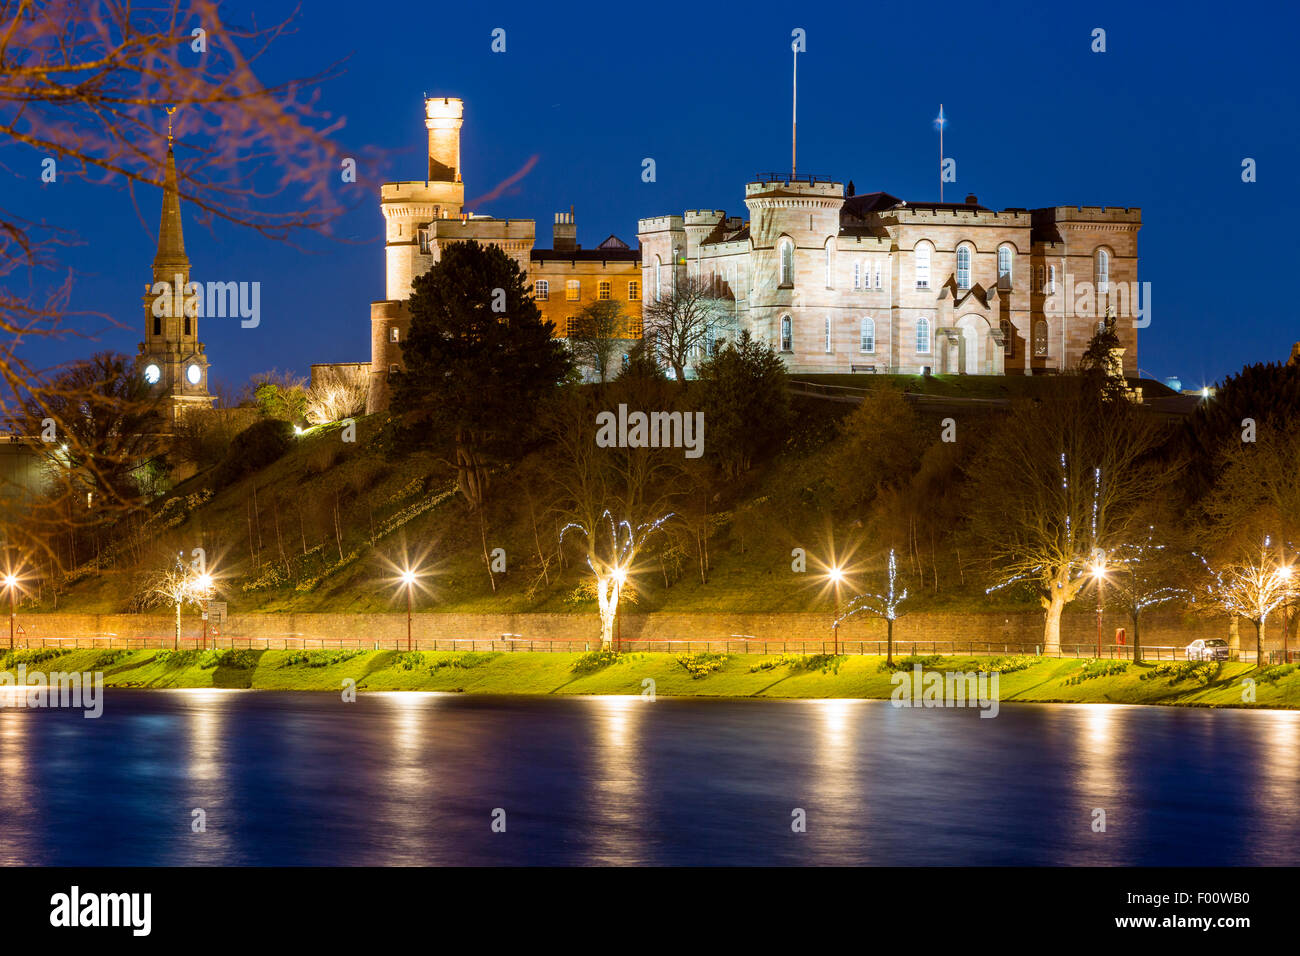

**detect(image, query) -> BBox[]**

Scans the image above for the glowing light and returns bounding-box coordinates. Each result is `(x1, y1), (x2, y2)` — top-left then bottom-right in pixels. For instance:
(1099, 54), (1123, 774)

(1201, 387), (1209, 398)
(2, 575), (15, 590)
(827, 566), (845, 584)
(293, 425), (304, 435)
(612, 567), (627, 584)
(400, 569), (417, 587)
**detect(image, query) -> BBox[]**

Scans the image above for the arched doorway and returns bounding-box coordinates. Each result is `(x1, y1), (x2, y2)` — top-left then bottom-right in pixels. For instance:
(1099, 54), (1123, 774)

(955, 315), (983, 374)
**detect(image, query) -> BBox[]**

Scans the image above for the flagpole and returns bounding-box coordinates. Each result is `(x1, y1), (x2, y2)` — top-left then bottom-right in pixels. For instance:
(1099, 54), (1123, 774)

(938, 102), (944, 203)
(792, 47), (798, 180)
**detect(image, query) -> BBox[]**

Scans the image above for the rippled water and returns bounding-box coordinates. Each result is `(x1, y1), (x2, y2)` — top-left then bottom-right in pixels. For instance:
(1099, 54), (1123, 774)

(0, 691), (1296, 865)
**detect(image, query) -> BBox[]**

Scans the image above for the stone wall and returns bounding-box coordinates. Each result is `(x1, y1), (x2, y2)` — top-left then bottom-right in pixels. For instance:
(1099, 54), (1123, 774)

(10, 607), (1247, 654)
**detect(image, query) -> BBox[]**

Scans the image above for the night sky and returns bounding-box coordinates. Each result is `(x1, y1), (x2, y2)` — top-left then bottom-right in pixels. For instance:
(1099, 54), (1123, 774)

(10, 0), (1297, 396)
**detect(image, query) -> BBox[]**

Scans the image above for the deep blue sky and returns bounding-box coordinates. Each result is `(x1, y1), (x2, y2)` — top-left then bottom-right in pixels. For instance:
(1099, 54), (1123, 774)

(12, 0), (1298, 394)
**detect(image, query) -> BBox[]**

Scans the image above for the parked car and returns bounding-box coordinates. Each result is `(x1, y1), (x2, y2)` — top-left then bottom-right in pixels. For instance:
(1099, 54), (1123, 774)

(1186, 638), (1231, 662)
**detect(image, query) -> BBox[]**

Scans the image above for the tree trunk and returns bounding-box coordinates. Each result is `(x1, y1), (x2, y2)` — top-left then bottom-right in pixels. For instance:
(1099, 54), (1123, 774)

(1228, 615), (1240, 656)
(886, 617), (894, 666)
(1255, 617), (1265, 667)
(1043, 593), (1065, 655)
(174, 600), (181, 650)
(1131, 608), (1142, 663)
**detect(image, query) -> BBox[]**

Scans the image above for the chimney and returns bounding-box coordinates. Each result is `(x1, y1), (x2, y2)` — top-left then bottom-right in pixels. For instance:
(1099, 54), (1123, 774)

(553, 206), (577, 251)
(965, 193), (978, 205)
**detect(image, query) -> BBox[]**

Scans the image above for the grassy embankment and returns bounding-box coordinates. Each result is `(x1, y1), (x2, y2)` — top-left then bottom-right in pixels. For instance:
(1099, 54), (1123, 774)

(5, 648), (1297, 708)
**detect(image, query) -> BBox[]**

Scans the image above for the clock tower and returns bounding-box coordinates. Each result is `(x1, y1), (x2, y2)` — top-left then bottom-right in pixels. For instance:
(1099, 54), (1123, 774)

(139, 122), (213, 422)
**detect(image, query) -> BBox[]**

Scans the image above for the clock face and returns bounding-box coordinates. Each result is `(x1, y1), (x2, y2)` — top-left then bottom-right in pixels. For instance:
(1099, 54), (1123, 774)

(186, 363), (202, 385)
(143, 364), (161, 385)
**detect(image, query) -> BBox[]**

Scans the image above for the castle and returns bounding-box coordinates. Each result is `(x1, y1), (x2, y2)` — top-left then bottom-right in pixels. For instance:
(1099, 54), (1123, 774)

(367, 97), (641, 413)
(639, 182), (1141, 377)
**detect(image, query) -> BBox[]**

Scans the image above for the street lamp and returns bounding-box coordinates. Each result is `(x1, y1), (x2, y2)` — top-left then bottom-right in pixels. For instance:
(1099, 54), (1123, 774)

(194, 572), (214, 649)
(1091, 559), (1108, 658)
(401, 569), (417, 651)
(827, 566), (845, 655)
(3, 573), (18, 652)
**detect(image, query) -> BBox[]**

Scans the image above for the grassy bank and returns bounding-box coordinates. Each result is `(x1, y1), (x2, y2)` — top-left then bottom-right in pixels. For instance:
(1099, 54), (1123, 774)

(3, 648), (1297, 708)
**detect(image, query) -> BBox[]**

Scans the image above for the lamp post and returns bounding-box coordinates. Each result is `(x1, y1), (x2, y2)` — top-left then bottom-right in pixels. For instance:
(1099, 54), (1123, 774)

(195, 573), (213, 650)
(828, 566), (844, 655)
(1091, 560), (1107, 659)
(3, 573), (16, 652)
(401, 569), (416, 651)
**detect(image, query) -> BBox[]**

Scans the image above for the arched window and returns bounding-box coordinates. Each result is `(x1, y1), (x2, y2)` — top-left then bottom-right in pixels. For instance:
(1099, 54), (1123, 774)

(956, 245), (972, 289)
(184, 316), (191, 336)
(860, 317), (875, 353)
(914, 243), (931, 288)
(824, 316), (832, 353)
(998, 246), (1013, 289)
(874, 263), (882, 289)
(1032, 320), (1049, 357)
(654, 256), (662, 299)
(1048, 264), (1057, 294)
(824, 239), (834, 288)
(916, 316), (931, 354)
(780, 314), (793, 352)
(1095, 249), (1110, 292)
(779, 238), (795, 286)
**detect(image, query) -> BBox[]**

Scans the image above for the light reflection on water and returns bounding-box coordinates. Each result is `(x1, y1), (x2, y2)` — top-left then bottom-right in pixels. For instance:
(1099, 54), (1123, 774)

(0, 690), (1296, 866)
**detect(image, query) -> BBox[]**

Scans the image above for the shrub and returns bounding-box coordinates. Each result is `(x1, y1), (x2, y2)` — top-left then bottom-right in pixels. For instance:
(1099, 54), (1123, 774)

(1257, 663), (1297, 685)
(280, 649), (366, 668)
(393, 651), (499, 674)
(212, 418), (294, 489)
(572, 649), (621, 675)
(0, 649), (70, 668)
(1139, 660), (1218, 685)
(675, 652), (728, 679)
(981, 655), (1038, 674)
(93, 650), (131, 667)
(877, 654), (945, 673)
(1064, 659), (1130, 685)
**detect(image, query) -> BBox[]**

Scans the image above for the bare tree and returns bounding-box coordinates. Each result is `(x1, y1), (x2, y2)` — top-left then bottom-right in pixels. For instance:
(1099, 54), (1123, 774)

(1197, 537), (1297, 666)
(304, 366), (369, 425)
(567, 300), (628, 384)
(969, 381), (1171, 653)
(640, 275), (734, 385)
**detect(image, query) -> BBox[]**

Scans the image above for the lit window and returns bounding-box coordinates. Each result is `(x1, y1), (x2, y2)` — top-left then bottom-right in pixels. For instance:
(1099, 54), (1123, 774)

(1033, 320), (1049, 357)
(628, 279), (639, 301)
(389, 363), (399, 375)
(627, 319), (643, 339)
(535, 280), (549, 301)
(824, 316), (832, 353)
(566, 316), (576, 337)
(598, 280), (611, 300)
(860, 317), (875, 353)
(780, 314), (793, 352)
(956, 246), (971, 289)
(998, 246), (1013, 289)
(419, 229), (431, 254)
(654, 257), (662, 299)
(825, 241), (834, 288)
(1048, 265), (1057, 293)
(390, 327), (400, 343)
(915, 243), (931, 288)
(780, 239), (794, 286)
(1095, 249), (1109, 293)
(917, 316), (931, 354)
(566, 280), (580, 301)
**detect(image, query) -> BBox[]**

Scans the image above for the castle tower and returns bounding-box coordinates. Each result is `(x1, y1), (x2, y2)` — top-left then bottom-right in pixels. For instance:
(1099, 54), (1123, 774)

(425, 96), (463, 183)
(139, 128), (213, 422)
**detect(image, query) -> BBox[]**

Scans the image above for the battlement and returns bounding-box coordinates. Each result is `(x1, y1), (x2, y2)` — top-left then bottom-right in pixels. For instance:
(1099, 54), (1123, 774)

(745, 179), (844, 199)
(884, 205), (1031, 226)
(1040, 205), (1142, 223)
(684, 209), (726, 222)
(638, 215), (685, 233)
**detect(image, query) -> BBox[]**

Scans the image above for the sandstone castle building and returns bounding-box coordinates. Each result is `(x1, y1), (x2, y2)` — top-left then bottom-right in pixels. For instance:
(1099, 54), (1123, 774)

(367, 97), (641, 412)
(639, 181), (1141, 377)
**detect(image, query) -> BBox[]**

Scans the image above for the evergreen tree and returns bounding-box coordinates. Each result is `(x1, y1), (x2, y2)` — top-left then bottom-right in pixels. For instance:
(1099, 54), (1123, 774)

(393, 241), (572, 508)
(696, 331), (790, 478)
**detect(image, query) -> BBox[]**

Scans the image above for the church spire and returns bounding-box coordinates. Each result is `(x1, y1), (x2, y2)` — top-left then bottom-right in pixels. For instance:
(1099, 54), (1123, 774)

(152, 109), (188, 278)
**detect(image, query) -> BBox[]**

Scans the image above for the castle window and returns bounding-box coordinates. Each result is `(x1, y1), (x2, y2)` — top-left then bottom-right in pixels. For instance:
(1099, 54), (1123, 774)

(917, 316), (931, 354)
(853, 262), (861, 289)
(566, 316), (576, 337)
(780, 314), (793, 352)
(1035, 266), (1045, 292)
(824, 316), (832, 353)
(566, 280), (580, 301)
(874, 263), (881, 289)
(1048, 265), (1057, 294)
(535, 279), (549, 301)
(628, 279), (639, 301)
(183, 316), (191, 336)
(998, 246), (1013, 289)
(956, 246), (972, 290)
(389, 364), (399, 375)
(779, 239), (794, 286)
(824, 240), (834, 289)
(390, 327), (400, 343)
(915, 243), (931, 288)
(654, 257), (662, 299)
(1033, 320), (1049, 357)
(418, 228), (431, 254)
(1095, 249), (1109, 293)
(860, 317), (875, 353)
(598, 280), (611, 301)
(154, 317), (161, 336)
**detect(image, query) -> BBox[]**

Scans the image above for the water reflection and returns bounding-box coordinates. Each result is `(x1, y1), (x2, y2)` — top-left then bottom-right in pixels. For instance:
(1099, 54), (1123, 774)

(0, 692), (1298, 866)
